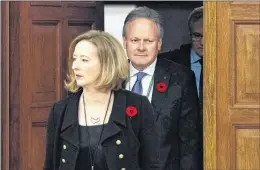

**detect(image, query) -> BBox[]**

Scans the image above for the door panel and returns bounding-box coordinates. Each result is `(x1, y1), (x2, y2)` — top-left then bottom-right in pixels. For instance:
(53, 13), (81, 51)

(6, 1), (104, 170)
(204, 2), (260, 170)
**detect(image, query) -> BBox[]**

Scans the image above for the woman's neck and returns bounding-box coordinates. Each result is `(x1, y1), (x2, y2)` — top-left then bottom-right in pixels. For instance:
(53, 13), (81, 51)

(82, 87), (111, 104)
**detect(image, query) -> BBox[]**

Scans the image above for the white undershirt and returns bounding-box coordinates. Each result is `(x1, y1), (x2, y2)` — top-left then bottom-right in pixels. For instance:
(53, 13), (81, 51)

(125, 58), (157, 102)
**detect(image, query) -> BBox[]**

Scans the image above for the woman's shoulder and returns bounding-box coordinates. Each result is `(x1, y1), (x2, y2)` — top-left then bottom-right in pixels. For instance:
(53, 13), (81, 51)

(53, 96), (69, 106)
(52, 90), (81, 110)
(50, 96), (69, 113)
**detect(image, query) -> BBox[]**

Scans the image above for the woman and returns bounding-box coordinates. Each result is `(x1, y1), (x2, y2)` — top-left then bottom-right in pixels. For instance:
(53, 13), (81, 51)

(43, 30), (161, 170)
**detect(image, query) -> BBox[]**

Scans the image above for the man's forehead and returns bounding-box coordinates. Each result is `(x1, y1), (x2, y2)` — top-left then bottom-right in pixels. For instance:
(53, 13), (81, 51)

(126, 33), (159, 40)
(193, 18), (203, 27)
(192, 20), (203, 32)
(125, 21), (159, 38)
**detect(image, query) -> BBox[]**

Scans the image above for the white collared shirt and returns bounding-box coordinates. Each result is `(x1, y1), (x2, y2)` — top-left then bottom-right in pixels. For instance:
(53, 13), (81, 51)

(125, 58), (157, 102)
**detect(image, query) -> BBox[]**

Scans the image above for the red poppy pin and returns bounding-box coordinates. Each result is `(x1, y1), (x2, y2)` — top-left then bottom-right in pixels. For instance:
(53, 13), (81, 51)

(126, 106), (137, 117)
(156, 82), (167, 93)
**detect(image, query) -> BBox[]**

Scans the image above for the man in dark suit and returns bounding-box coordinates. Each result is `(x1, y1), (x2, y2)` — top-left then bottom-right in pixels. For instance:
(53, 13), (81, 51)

(122, 6), (201, 170)
(160, 6), (204, 169)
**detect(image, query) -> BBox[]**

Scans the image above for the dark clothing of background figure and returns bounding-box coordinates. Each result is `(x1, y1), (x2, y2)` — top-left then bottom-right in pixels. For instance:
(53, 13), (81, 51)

(160, 44), (192, 68)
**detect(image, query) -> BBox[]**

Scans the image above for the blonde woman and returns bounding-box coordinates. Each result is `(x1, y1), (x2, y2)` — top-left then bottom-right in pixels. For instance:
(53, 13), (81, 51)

(43, 30), (161, 170)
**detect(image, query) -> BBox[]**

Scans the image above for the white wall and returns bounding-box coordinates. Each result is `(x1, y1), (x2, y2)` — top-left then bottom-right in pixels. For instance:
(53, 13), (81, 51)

(104, 4), (136, 47)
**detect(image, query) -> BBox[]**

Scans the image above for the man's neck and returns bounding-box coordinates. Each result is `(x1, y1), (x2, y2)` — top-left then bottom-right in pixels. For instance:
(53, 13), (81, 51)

(130, 58), (157, 75)
(131, 64), (147, 71)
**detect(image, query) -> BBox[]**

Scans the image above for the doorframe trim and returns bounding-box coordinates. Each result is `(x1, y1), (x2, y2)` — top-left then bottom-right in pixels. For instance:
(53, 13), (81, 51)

(1, 1), (10, 170)
(204, 2), (217, 169)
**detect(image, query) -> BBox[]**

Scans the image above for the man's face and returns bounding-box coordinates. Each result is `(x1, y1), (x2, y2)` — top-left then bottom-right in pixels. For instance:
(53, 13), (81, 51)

(191, 19), (203, 57)
(123, 18), (162, 70)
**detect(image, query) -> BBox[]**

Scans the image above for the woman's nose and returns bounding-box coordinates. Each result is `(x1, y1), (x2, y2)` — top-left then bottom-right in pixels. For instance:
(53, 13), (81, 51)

(72, 59), (80, 70)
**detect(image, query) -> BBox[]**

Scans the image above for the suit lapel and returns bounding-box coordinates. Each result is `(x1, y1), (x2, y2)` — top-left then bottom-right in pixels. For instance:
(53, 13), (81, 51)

(100, 90), (127, 145)
(151, 58), (171, 120)
(59, 89), (127, 148)
(181, 44), (192, 68)
(54, 89), (131, 170)
(60, 89), (82, 148)
(185, 51), (191, 68)
(58, 89), (128, 152)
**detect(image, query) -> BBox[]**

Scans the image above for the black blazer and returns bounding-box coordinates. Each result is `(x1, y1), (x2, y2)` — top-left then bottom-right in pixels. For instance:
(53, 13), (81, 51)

(151, 57), (201, 170)
(43, 89), (161, 170)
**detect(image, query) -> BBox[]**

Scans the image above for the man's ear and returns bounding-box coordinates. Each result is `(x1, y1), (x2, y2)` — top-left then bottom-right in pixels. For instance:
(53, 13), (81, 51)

(158, 39), (162, 51)
(123, 37), (127, 49)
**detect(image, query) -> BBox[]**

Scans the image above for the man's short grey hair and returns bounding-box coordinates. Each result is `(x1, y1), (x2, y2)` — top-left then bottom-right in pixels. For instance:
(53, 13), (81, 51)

(122, 6), (164, 40)
(188, 6), (203, 32)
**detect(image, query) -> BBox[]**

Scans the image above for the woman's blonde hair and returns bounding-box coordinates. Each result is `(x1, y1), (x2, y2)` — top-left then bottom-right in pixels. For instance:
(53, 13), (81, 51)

(65, 30), (129, 93)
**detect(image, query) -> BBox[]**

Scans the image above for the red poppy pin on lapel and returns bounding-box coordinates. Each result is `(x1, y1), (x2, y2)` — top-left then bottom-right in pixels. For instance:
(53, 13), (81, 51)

(156, 82), (167, 93)
(126, 106), (137, 117)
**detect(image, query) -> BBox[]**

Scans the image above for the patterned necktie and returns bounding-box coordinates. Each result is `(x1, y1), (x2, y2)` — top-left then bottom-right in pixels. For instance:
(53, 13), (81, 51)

(198, 59), (203, 115)
(131, 72), (146, 95)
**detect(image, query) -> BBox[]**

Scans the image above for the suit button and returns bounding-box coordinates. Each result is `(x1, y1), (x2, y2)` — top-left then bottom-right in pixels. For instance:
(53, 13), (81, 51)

(61, 158), (66, 163)
(121, 168), (126, 170)
(63, 144), (67, 150)
(119, 154), (124, 159)
(116, 140), (121, 145)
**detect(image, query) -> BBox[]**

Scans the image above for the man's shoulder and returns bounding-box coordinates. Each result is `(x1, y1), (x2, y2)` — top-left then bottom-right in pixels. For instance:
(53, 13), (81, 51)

(158, 43), (191, 59)
(157, 57), (192, 75)
(156, 58), (195, 85)
(115, 89), (149, 109)
(117, 89), (146, 101)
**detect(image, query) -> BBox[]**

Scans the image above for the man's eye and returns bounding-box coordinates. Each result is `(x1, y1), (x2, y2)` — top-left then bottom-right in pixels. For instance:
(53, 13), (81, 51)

(145, 40), (153, 43)
(192, 33), (203, 37)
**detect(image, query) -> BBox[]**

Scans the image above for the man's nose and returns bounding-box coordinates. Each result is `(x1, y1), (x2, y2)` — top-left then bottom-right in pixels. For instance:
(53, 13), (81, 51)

(137, 41), (145, 51)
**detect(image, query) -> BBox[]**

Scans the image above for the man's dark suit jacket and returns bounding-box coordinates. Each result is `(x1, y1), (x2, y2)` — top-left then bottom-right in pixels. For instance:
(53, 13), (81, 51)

(43, 89), (161, 170)
(151, 56), (201, 170)
(158, 44), (203, 169)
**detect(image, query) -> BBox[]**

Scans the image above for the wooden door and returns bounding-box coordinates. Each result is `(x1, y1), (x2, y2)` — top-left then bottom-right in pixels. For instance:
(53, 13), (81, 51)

(204, 2), (260, 170)
(2, 1), (104, 170)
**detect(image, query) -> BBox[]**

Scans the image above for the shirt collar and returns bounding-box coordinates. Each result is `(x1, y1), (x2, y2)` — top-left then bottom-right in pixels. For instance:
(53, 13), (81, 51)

(190, 48), (201, 64)
(129, 58), (157, 77)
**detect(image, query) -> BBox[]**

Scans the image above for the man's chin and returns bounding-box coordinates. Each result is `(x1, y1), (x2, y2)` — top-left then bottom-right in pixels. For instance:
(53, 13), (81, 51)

(131, 62), (149, 71)
(195, 50), (203, 57)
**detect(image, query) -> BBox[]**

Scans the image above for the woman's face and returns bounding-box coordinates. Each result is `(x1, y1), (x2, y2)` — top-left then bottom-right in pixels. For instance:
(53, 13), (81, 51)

(72, 40), (101, 88)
